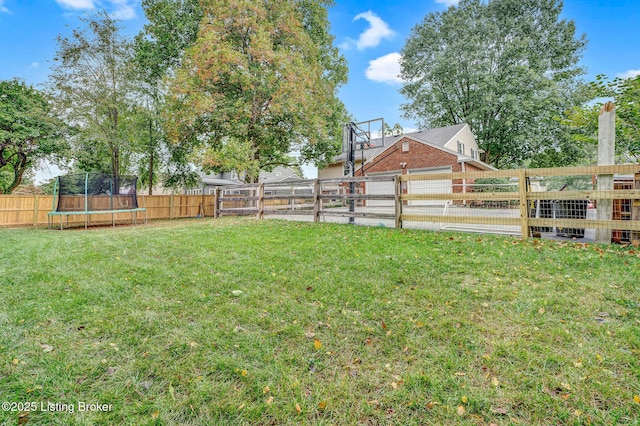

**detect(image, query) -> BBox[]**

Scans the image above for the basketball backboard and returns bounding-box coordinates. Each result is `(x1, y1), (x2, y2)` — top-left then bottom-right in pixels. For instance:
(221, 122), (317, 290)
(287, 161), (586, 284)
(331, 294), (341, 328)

(342, 118), (385, 153)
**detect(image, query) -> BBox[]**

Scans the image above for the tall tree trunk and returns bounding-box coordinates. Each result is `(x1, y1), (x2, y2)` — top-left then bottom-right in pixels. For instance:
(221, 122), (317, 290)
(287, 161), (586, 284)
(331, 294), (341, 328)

(148, 117), (154, 195)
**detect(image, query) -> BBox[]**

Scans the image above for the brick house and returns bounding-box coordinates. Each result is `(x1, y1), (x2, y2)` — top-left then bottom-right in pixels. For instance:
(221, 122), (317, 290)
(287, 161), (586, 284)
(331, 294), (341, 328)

(318, 123), (496, 205)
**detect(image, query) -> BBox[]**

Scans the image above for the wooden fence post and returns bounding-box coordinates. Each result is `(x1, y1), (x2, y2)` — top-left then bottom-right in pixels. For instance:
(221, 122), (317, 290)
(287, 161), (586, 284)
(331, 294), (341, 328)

(596, 102), (615, 243)
(33, 194), (39, 226)
(395, 175), (403, 229)
(313, 179), (320, 223)
(214, 187), (220, 219)
(257, 183), (264, 219)
(518, 168), (529, 239)
(632, 172), (640, 245)
(169, 194), (174, 219)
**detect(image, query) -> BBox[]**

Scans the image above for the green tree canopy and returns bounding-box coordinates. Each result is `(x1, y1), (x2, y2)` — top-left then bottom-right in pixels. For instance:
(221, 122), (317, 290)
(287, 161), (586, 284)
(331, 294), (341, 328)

(165, 0), (348, 182)
(400, 0), (587, 168)
(48, 11), (135, 181)
(0, 79), (67, 194)
(563, 74), (640, 163)
(130, 0), (204, 193)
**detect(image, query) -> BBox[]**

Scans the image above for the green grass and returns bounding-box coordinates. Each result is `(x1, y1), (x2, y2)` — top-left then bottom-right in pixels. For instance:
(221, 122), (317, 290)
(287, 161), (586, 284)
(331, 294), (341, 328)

(1, 218), (639, 425)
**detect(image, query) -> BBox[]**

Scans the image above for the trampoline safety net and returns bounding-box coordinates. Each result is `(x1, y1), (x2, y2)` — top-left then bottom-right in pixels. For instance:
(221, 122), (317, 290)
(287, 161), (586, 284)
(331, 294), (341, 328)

(54, 173), (139, 212)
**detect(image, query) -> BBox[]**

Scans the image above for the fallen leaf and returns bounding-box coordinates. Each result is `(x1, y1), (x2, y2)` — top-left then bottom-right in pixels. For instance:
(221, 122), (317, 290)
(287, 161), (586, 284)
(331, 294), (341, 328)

(263, 386), (270, 394)
(561, 382), (571, 391)
(304, 332), (316, 339)
(11, 358), (19, 365)
(295, 403), (302, 414)
(391, 382), (397, 389)
(491, 376), (499, 386)
(266, 396), (274, 405)
(231, 290), (243, 296)
(318, 401), (327, 410)
(457, 405), (466, 415)
(455, 372), (466, 376)
(18, 412), (29, 425)
(538, 307), (545, 314)
(40, 343), (54, 353)
(306, 286), (313, 291)
(314, 339), (322, 350)
(492, 407), (508, 415)
(634, 394), (640, 404)
(106, 367), (115, 375)
(574, 359), (583, 368)
(151, 411), (159, 419)
(238, 403), (245, 410)
(461, 396), (468, 404)
(240, 370), (247, 377)
(381, 320), (387, 330)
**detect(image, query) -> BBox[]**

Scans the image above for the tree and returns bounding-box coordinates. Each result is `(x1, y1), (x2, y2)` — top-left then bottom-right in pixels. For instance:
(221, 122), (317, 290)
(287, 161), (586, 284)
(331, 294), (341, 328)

(563, 74), (640, 163)
(165, 0), (348, 182)
(48, 11), (135, 185)
(132, 0), (203, 193)
(400, 0), (587, 168)
(384, 122), (404, 136)
(0, 79), (67, 194)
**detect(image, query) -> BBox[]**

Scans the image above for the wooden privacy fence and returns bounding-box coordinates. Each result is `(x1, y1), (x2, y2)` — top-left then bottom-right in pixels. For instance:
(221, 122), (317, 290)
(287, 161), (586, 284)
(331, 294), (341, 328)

(0, 194), (216, 227)
(214, 164), (640, 244)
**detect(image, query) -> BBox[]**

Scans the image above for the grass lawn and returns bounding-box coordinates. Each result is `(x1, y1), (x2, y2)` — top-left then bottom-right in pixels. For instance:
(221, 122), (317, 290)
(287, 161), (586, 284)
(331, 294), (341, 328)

(1, 218), (639, 425)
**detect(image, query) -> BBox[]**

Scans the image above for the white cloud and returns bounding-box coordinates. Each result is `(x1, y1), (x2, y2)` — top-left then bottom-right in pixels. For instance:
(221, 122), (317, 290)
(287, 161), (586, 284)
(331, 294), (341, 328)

(353, 11), (394, 50)
(110, 2), (136, 21)
(365, 52), (404, 84)
(435, 0), (460, 6)
(55, 0), (95, 9)
(54, 0), (137, 20)
(617, 69), (640, 79)
(0, 0), (10, 13)
(30, 62), (40, 69)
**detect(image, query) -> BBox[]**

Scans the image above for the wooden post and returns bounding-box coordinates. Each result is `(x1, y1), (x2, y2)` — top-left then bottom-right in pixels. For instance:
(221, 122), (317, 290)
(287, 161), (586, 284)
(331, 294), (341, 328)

(395, 175), (403, 229)
(596, 102), (615, 243)
(214, 187), (220, 219)
(632, 172), (640, 245)
(313, 179), (320, 223)
(169, 194), (174, 219)
(257, 183), (264, 219)
(518, 168), (529, 239)
(33, 195), (39, 226)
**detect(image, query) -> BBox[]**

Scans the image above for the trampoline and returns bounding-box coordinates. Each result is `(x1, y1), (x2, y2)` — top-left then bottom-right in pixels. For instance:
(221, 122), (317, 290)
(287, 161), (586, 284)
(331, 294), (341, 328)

(48, 173), (147, 229)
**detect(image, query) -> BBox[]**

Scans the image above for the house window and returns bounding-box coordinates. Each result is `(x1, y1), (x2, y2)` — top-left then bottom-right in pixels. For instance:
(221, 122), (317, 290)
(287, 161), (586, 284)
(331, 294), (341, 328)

(231, 170), (237, 179)
(402, 141), (410, 152)
(471, 148), (478, 159)
(457, 141), (465, 154)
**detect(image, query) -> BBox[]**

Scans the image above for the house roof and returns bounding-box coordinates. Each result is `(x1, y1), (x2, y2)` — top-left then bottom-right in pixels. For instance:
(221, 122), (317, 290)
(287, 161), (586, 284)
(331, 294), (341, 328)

(201, 177), (244, 186)
(369, 128), (497, 171)
(333, 123), (468, 163)
(259, 166), (302, 183)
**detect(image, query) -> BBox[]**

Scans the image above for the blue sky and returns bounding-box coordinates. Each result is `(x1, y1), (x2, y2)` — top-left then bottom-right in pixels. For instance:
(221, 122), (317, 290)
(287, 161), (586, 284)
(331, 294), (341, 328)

(1, 0), (639, 179)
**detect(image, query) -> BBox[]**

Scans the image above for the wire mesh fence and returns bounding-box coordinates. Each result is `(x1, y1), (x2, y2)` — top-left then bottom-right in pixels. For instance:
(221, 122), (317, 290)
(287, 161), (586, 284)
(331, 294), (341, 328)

(213, 164), (640, 244)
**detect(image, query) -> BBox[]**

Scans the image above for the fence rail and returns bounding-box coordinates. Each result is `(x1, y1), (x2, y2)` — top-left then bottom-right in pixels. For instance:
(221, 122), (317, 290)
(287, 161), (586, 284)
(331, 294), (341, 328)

(2, 164), (639, 244)
(212, 164), (640, 244)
